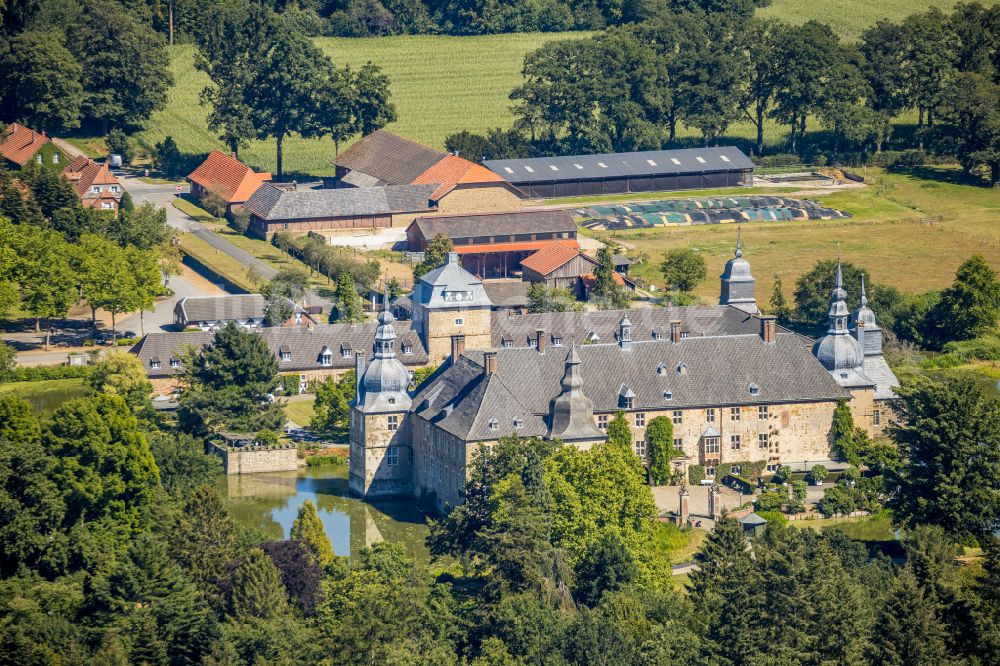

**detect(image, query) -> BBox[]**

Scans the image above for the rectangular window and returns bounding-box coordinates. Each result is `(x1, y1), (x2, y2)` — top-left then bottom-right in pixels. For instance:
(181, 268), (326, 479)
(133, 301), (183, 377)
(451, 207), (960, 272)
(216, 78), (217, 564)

(387, 415), (399, 432)
(597, 414), (608, 431)
(706, 467), (716, 478)
(766, 463), (779, 473)
(730, 407), (740, 421)
(635, 412), (645, 427)
(758, 433), (769, 450)
(704, 437), (721, 454)
(730, 435), (741, 450)
(454, 318), (463, 326)
(92, 185), (101, 193)
(706, 408), (716, 423)
(634, 440), (647, 458)
(110, 186), (119, 193)
(341, 348), (351, 358)
(622, 397), (633, 410)
(758, 405), (769, 420)
(673, 437), (683, 452)
(386, 445), (398, 465)
(873, 409), (881, 426)
(672, 410), (683, 425)
(502, 339), (512, 348)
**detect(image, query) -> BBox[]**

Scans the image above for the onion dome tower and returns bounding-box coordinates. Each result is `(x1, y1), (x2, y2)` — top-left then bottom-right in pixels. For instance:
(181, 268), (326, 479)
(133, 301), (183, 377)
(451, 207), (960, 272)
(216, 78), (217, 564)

(812, 259), (865, 378)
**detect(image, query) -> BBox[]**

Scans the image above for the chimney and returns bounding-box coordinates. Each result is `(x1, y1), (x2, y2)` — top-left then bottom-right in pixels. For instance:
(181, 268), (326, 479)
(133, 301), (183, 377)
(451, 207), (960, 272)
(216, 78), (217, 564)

(856, 319), (865, 352)
(450, 334), (465, 362)
(535, 329), (545, 354)
(483, 351), (497, 376)
(760, 316), (776, 344)
(354, 351), (366, 400)
(670, 320), (682, 344)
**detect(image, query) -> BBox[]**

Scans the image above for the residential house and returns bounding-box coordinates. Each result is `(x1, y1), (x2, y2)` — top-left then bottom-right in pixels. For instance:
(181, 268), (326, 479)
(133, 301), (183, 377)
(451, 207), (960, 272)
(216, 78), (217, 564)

(62, 156), (123, 212)
(1, 123), (68, 170)
(173, 294), (318, 331)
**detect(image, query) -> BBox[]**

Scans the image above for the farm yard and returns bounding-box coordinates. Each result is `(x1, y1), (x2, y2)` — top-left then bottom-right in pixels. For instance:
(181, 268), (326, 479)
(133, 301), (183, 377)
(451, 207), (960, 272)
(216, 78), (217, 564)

(129, 0), (1000, 176)
(598, 168), (1000, 301)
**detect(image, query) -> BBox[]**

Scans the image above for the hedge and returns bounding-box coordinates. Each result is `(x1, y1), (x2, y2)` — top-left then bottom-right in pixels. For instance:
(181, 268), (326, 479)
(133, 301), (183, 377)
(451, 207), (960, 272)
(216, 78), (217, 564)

(1, 365), (94, 382)
(688, 465), (705, 485)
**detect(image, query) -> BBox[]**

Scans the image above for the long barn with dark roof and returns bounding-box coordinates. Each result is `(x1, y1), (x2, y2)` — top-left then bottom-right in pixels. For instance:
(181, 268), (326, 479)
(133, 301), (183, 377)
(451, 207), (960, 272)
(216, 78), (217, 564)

(484, 146), (754, 198)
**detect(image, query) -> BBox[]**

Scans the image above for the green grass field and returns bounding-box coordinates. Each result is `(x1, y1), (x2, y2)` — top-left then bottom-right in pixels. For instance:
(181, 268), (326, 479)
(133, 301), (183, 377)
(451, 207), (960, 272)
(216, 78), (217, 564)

(131, 0), (1000, 176)
(609, 167), (1000, 300)
(282, 397), (316, 427)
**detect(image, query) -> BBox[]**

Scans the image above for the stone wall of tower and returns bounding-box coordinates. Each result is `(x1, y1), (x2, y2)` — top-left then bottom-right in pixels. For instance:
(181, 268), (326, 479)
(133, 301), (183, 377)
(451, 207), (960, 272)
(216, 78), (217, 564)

(424, 307), (492, 364)
(847, 387), (876, 438)
(348, 407), (413, 498)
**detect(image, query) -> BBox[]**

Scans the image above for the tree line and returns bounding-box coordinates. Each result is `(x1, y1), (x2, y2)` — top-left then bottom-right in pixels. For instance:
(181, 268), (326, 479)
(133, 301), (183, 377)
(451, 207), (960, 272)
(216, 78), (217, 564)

(0, 165), (175, 345)
(446, 2), (1000, 184)
(1, 325), (999, 662)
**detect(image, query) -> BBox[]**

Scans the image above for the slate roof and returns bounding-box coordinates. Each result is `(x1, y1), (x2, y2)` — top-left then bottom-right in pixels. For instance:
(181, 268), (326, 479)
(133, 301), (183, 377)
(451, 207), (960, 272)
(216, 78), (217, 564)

(408, 209), (576, 242)
(187, 150), (271, 203)
(0, 123), (51, 166)
(174, 295), (267, 324)
(862, 356), (900, 401)
(484, 146), (755, 184)
(335, 130), (447, 185)
(490, 305), (780, 348)
(482, 281), (530, 308)
(131, 322), (428, 377)
(413, 333), (850, 441)
(411, 154), (511, 200)
(245, 183), (436, 221)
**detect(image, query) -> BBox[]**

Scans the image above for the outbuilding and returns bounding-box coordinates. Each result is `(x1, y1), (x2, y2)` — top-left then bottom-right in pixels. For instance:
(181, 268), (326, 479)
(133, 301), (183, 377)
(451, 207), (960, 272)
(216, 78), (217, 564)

(484, 146), (755, 198)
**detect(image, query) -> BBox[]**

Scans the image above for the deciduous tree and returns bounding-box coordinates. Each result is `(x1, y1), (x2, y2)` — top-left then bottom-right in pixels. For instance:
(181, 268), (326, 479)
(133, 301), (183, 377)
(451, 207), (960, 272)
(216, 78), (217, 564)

(0, 30), (83, 133)
(660, 247), (706, 293)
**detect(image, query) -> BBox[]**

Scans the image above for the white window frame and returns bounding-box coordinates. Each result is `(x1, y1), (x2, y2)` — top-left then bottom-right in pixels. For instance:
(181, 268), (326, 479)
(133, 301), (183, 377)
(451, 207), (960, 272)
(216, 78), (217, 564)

(635, 412), (645, 427)
(386, 445), (399, 465)
(387, 415), (399, 432)
(597, 414), (608, 431)
(730, 407), (740, 421)
(672, 410), (683, 425)
(730, 434), (741, 450)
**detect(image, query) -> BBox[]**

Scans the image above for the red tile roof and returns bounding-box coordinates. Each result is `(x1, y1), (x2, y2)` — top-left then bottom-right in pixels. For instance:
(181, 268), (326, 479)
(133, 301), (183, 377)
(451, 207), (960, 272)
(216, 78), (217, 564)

(411, 154), (508, 200)
(451, 239), (579, 255)
(62, 156), (122, 207)
(519, 243), (586, 275)
(0, 123), (51, 166)
(581, 272), (628, 288)
(187, 150), (271, 203)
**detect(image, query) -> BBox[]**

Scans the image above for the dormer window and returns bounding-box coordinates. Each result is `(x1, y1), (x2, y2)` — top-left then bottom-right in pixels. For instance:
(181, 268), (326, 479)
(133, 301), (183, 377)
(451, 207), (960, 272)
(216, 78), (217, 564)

(150, 356), (161, 369)
(319, 346), (333, 366)
(619, 384), (635, 410)
(513, 417), (523, 429)
(552, 335), (563, 346)
(586, 332), (599, 343)
(341, 344), (352, 358)
(91, 185), (101, 194)
(279, 346), (291, 362)
(502, 337), (513, 349)
(656, 363), (668, 375)
(681, 331), (689, 339)
(388, 397), (396, 405)
(488, 418), (499, 431)
(663, 389), (673, 401)
(169, 357), (180, 368)
(677, 363), (688, 375)
(749, 383), (760, 396)
(653, 331), (662, 340)
(528, 337), (537, 348)
(401, 341), (413, 355)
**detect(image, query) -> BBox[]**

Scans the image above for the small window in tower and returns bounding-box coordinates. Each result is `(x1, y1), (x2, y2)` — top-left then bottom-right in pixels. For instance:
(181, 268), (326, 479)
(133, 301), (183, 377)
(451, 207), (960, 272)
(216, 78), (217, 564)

(454, 318), (463, 326)
(386, 445), (399, 464)
(388, 397), (396, 405)
(597, 414), (608, 430)
(387, 415), (399, 432)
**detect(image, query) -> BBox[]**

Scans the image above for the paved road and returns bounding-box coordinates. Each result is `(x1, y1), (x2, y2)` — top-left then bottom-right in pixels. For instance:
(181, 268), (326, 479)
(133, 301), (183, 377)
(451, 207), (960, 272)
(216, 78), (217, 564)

(118, 268), (225, 335)
(118, 175), (338, 312)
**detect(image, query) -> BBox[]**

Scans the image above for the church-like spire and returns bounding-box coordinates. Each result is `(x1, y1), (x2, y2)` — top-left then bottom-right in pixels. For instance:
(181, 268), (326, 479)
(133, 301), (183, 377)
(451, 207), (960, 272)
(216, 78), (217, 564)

(548, 346), (605, 442)
(827, 257), (849, 333)
(719, 226), (758, 314)
(860, 274), (868, 307)
(813, 256), (864, 373)
(373, 283), (396, 359)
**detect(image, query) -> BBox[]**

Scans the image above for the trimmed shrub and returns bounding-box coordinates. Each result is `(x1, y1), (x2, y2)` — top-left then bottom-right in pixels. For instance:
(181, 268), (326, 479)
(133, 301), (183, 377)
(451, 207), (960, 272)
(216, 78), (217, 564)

(3, 365), (94, 382)
(688, 465), (705, 485)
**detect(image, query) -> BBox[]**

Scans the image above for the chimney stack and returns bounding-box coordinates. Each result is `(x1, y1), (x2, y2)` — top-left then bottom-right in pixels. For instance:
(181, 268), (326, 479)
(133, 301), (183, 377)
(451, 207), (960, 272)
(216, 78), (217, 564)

(760, 316), (776, 344)
(670, 320), (682, 344)
(450, 334), (465, 362)
(354, 351), (366, 400)
(535, 329), (545, 354)
(483, 351), (498, 376)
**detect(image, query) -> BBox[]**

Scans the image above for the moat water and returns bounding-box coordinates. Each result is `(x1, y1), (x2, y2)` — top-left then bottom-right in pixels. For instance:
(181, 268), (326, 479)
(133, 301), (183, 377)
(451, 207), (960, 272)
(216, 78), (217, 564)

(216, 466), (432, 562)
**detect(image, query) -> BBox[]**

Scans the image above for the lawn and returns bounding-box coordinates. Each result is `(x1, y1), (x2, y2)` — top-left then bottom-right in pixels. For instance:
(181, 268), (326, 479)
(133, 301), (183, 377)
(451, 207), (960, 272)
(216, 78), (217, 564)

(607, 168), (1000, 301)
(176, 232), (258, 293)
(172, 196), (219, 222)
(788, 513), (896, 541)
(211, 227), (331, 292)
(282, 397), (315, 427)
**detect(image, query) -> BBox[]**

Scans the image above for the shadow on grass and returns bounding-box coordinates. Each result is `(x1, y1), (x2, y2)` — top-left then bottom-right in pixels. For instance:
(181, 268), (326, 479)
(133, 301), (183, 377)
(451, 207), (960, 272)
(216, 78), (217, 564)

(892, 165), (990, 188)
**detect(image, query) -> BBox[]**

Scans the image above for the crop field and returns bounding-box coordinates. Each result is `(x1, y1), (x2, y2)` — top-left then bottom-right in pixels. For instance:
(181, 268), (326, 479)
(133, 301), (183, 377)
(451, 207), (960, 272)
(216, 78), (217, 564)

(132, 0), (1000, 175)
(760, 0), (1000, 42)
(601, 168), (1000, 301)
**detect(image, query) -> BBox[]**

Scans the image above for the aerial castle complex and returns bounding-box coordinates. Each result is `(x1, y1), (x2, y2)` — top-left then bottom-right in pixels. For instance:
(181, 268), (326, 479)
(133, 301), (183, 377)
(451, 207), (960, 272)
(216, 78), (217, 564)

(349, 238), (899, 507)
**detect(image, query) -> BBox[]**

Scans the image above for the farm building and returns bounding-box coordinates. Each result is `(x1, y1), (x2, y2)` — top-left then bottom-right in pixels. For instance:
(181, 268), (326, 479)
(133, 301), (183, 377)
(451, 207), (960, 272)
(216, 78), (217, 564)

(520, 244), (635, 298)
(405, 209), (578, 278)
(484, 146), (755, 198)
(333, 130), (524, 214)
(187, 150), (272, 212)
(245, 182), (437, 239)
(1, 123), (68, 170)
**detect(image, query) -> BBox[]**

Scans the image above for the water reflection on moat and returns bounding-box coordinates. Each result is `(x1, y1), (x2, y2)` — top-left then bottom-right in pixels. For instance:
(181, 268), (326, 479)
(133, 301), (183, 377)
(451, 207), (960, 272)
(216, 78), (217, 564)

(217, 466), (431, 562)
